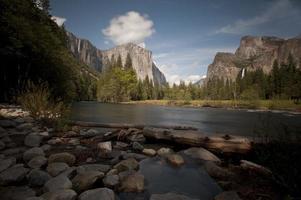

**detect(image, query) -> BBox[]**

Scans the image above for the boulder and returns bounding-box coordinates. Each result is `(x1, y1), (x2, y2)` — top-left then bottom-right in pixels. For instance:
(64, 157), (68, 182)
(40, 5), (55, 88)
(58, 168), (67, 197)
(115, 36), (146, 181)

(0, 157), (16, 172)
(47, 162), (70, 177)
(72, 170), (104, 192)
(183, 147), (221, 163)
(28, 156), (47, 169)
(132, 142), (144, 151)
(16, 123), (33, 131)
(157, 147), (173, 157)
(76, 164), (111, 174)
(41, 189), (77, 200)
(78, 188), (115, 200)
(119, 171), (144, 192)
(103, 174), (119, 189)
(24, 134), (42, 147)
(23, 147), (45, 162)
(43, 175), (72, 192)
(0, 140), (5, 150)
(113, 158), (139, 172)
(122, 152), (147, 161)
(166, 154), (184, 166)
(98, 141), (112, 153)
(48, 153), (76, 166)
(27, 169), (51, 187)
(142, 148), (156, 156)
(0, 120), (16, 128)
(0, 165), (29, 185)
(0, 186), (36, 200)
(204, 161), (234, 180)
(240, 160), (272, 176)
(214, 191), (241, 200)
(150, 193), (199, 200)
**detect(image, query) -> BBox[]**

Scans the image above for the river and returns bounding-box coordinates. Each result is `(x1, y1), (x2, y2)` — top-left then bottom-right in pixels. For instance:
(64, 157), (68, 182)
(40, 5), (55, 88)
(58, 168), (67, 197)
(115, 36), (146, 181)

(71, 102), (301, 136)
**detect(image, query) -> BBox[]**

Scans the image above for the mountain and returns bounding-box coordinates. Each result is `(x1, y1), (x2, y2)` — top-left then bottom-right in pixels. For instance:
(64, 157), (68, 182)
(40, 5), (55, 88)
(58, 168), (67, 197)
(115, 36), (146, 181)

(207, 35), (301, 81)
(67, 32), (167, 85)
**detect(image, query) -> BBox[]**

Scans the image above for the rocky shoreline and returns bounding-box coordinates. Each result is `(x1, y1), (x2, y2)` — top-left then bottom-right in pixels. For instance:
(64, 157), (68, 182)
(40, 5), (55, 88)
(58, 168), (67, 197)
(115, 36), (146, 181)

(0, 105), (282, 200)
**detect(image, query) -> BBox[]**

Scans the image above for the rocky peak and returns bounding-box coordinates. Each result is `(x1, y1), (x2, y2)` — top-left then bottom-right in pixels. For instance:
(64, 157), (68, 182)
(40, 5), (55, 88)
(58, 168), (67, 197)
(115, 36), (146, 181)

(67, 32), (166, 85)
(206, 35), (301, 81)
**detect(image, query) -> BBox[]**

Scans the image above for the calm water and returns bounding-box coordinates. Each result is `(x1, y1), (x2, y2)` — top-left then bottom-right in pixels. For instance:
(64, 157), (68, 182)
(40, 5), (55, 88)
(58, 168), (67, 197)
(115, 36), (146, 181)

(71, 102), (301, 136)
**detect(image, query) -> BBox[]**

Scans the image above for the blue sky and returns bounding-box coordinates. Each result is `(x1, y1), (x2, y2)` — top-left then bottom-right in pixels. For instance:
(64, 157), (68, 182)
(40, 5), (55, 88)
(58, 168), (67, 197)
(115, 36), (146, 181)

(51, 0), (301, 84)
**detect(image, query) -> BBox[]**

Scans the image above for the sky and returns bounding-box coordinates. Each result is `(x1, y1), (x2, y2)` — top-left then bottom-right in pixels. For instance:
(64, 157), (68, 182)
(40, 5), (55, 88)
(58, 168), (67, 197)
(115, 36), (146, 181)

(50, 0), (301, 84)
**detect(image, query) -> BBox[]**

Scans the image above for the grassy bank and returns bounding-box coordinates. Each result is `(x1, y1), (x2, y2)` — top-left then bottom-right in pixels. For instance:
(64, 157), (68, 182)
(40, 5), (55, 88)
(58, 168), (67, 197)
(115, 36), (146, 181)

(123, 99), (301, 112)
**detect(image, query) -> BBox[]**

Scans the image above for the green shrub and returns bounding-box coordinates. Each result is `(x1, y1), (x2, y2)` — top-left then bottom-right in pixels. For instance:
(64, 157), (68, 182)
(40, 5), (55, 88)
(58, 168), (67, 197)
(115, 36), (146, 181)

(18, 81), (69, 127)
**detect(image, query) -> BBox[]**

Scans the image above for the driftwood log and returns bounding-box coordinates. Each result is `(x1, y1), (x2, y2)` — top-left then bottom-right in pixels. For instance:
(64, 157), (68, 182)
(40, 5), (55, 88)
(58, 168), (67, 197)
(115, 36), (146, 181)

(143, 127), (252, 153)
(69, 121), (198, 130)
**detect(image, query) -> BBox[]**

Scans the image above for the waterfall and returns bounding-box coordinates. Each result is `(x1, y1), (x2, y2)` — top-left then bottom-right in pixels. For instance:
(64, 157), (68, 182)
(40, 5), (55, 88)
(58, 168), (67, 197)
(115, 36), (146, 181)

(241, 68), (245, 78)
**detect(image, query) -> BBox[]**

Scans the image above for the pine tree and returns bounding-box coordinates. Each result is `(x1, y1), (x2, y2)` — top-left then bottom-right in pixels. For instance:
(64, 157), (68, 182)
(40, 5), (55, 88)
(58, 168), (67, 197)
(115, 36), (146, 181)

(124, 53), (133, 69)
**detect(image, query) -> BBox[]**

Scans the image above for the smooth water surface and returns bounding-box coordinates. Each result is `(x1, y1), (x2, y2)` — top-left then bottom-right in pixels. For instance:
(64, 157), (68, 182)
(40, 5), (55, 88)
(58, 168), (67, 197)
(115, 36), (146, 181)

(71, 102), (301, 136)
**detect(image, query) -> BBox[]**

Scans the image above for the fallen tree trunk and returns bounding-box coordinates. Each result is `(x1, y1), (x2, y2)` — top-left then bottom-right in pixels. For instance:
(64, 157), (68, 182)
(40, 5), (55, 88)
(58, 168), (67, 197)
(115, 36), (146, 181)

(143, 127), (252, 154)
(69, 121), (198, 130)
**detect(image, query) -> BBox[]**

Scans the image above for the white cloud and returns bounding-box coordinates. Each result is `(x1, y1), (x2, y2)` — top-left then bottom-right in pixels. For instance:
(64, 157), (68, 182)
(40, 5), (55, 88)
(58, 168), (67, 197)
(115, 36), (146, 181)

(216, 0), (298, 34)
(51, 16), (66, 27)
(102, 11), (155, 45)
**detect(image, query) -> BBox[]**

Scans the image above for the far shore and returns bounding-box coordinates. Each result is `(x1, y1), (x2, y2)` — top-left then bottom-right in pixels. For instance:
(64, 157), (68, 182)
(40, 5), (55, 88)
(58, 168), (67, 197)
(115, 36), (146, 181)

(122, 99), (301, 113)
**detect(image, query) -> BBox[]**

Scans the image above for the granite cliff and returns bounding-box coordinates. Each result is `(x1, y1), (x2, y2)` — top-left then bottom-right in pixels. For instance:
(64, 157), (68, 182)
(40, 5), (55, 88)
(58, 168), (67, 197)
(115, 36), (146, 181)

(67, 32), (166, 85)
(207, 35), (301, 81)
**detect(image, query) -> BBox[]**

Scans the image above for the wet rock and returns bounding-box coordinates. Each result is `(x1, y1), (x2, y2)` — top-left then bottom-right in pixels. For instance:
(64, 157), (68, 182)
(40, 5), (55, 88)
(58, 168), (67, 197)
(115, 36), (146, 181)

(150, 192), (199, 200)
(166, 154), (184, 166)
(114, 141), (129, 149)
(0, 165), (29, 185)
(16, 123), (33, 131)
(240, 160), (272, 176)
(142, 148), (156, 156)
(41, 189), (77, 200)
(0, 186), (36, 200)
(23, 147), (45, 162)
(103, 174), (119, 189)
(78, 188), (115, 200)
(47, 162), (70, 177)
(0, 140), (5, 150)
(119, 171), (144, 192)
(0, 120), (16, 128)
(157, 147), (174, 157)
(183, 147), (221, 163)
(113, 158), (139, 172)
(43, 175), (72, 192)
(72, 170), (104, 192)
(48, 153), (76, 166)
(67, 138), (80, 146)
(106, 169), (118, 176)
(132, 142), (144, 151)
(204, 161), (234, 180)
(28, 156), (47, 169)
(24, 134), (42, 147)
(122, 152), (147, 161)
(27, 169), (51, 187)
(0, 157), (16, 172)
(77, 164), (111, 174)
(214, 191), (241, 200)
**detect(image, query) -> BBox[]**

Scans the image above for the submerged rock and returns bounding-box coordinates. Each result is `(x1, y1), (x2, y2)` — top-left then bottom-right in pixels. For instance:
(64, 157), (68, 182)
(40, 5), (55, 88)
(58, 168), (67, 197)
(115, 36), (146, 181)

(183, 147), (221, 163)
(119, 171), (144, 192)
(103, 174), (119, 189)
(166, 154), (184, 166)
(157, 147), (174, 157)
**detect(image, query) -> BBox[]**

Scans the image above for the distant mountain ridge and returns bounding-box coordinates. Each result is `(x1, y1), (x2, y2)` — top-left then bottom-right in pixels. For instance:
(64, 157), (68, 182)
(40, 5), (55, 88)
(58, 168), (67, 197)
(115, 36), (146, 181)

(67, 32), (167, 85)
(206, 35), (301, 81)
